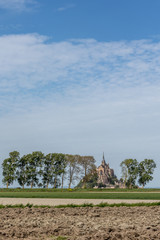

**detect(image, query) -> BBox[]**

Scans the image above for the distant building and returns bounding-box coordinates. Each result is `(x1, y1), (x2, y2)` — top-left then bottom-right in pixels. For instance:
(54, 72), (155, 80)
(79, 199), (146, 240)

(96, 153), (123, 188)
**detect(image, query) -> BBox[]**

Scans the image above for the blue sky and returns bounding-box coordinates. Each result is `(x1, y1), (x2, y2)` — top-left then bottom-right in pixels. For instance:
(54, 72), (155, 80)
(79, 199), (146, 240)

(1, 0), (160, 41)
(0, 0), (160, 187)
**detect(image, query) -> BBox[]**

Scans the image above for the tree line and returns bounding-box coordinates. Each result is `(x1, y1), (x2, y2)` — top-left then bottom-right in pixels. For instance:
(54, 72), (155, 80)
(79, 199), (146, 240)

(120, 158), (156, 188)
(1, 151), (157, 189)
(2, 151), (96, 189)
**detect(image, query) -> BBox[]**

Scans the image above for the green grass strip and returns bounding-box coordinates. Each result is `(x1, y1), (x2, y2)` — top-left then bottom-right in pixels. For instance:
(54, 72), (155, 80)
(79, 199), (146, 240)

(0, 192), (160, 199)
(0, 188), (160, 192)
(0, 202), (160, 208)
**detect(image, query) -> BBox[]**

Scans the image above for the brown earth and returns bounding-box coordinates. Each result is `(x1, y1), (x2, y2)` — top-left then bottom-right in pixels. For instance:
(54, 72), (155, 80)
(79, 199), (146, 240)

(0, 206), (160, 240)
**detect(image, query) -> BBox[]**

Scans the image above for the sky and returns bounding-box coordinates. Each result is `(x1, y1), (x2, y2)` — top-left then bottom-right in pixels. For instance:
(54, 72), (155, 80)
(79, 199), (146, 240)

(0, 0), (160, 187)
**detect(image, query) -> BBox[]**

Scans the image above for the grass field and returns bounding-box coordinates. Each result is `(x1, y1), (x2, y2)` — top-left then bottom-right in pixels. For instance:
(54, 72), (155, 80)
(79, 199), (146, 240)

(0, 188), (160, 192)
(0, 191), (160, 199)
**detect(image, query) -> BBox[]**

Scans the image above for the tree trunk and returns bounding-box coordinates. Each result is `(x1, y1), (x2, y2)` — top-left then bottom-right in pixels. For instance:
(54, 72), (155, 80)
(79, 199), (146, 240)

(6, 182), (8, 189)
(31, 182), (33, 189)
(84, 166), (87, 188)
(68, 166), (72, 189)
(54, 177), (57, 188)
(61, 174), (64, 191)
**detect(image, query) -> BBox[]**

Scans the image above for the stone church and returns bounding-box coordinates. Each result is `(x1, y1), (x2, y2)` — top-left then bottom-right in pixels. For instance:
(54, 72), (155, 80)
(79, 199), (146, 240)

(96, 153), (118, 187)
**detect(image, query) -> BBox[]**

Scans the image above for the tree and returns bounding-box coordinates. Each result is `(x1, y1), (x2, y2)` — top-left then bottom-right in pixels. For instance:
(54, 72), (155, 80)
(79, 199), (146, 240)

(138, 159), (156, 187)
(42, 153), (55, 188)
(76, 169), (98, 188)
(80, 156), (96, 188)
(53, 153), (67, 188)
(120, 159), (138, 188)
(26, 151), (44, 188)
(59, 154), (67, 190)
(2, 151), (20, 188)
(66, 154), (81, 189)
(16, 154), (29, 189)
(42, 153), (67, 188)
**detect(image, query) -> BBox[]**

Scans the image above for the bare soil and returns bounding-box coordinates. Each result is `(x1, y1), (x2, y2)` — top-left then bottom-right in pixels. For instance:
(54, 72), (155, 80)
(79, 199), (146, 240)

(0, 206), (160, 240)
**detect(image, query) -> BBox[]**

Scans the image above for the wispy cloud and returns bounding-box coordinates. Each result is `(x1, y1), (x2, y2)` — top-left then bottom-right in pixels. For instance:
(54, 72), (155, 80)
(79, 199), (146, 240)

(0, 24), (22, 32)
(56, 4), (75, 12)
(0, 34), (160, 186)
(0, 35), (160, 94)
(0, 0), (37, 11)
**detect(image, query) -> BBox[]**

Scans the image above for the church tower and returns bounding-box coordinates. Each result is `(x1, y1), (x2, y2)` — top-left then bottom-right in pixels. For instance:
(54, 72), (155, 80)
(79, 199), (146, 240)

(96, 153), (116, 186)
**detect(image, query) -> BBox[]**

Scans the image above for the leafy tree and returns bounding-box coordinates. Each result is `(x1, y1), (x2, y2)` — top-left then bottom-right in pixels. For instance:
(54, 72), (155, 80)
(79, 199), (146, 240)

(120, 161), (128, 186)
(59, 154), (67, 190)
(138, 159), (156, 187)
(66, 154), (81, 189)
(42, 153), (55, 188)
(2, 151), (20, 188)
(120, 159), (138, 188)
(76, 169), (98, 188)
(16, 154), (29, 189)
(26, 151), (44, 188)
(42, 153), (67, 188)
(53, 153), (67, 188)
(80, 156), (96, 188)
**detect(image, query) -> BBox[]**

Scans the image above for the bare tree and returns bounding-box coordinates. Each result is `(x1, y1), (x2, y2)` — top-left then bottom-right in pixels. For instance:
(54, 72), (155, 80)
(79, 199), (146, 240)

(66, 154), (81, 188)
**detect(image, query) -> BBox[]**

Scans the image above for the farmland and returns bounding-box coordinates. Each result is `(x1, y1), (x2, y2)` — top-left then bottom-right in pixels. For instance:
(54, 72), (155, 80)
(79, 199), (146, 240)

(0, 205), (160, 239)
(0, 188), (160, 200)
(0, 189), (160, 239)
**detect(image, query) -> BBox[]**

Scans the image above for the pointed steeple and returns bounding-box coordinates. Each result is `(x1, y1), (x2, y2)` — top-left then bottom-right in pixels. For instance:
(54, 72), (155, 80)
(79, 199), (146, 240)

(102, 152), (106, 165)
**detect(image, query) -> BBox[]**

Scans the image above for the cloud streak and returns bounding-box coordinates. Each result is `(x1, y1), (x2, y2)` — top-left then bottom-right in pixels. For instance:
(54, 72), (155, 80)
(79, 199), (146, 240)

(0, 0), (37, 11)
(56, 4), (75, 12)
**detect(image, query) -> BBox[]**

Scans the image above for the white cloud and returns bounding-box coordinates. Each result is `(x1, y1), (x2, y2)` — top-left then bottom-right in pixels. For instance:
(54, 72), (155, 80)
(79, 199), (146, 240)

(0, 34), (160, 187)
(0, 0), (36, 11)
(56, 4), (75, 12)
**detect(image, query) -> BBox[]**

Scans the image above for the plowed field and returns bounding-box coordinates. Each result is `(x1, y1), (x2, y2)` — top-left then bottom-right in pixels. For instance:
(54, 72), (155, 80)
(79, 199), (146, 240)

(0, 206), (160, 239)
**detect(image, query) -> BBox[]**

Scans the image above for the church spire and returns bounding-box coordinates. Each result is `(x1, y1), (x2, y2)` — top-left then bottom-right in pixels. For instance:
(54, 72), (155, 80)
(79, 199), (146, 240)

(103, 152), (105, 161)
(102, 152), (106, 165)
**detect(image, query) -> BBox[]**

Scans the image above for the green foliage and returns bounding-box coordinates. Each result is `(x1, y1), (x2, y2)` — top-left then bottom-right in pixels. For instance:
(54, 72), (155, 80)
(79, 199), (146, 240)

(0, 202), (160, 209)
(97, 182), (107, 188)
(120, 159), (138, 188)
(2, 151), (20, 188)
(76, 170), (98, 188)
(42, 153), (57, 188)
(120, 158), (157, 189)
(1, 150), (157, 189)
(138, 159), (156, 187)
(107, 176), (118, 185)
(79, 156), (96, 188)
(66, 154), (81, 188)
(16, 154), (29, 189)
(42, 153), (67, 188)
(25, 151), (44, 188)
